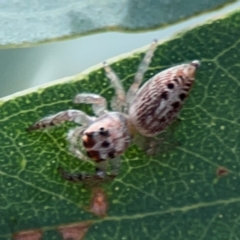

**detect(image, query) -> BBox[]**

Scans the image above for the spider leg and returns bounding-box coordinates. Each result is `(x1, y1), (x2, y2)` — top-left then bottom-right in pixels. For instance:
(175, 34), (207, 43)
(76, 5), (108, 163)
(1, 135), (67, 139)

(74, 93), (107, 116)
(95, 160), (109, 178)
(67, 127), (89, 161)
(59, 156), (121, 183)
(27, 110), (94, 131)
(58, 167), (90, 182)
(126, 39), (158, 109)
(134, 134), (158, 156)
(58, 160), (109, 182)
(135, 129), (181, 156)
(109, 156), (121, 177)
(103, 62), (126, 112)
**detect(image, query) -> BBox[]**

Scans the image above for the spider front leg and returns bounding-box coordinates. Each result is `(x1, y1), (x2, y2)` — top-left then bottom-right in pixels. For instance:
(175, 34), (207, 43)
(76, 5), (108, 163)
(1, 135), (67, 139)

(135, 130), (181, 156)
(74, 93), (107, 116)
(58, 160), (109, 182)
(126, 39), (158, 108)
(27, 109), (93, 131)
(67, 126), (89, 161)
(103, 62), (126, 112)
(59, 156), (121, 183)
(109, 156), (121, 177)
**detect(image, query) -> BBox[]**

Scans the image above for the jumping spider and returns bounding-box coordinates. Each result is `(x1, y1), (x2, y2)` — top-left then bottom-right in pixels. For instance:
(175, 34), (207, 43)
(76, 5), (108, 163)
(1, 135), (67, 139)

(28, 40), (200, 182)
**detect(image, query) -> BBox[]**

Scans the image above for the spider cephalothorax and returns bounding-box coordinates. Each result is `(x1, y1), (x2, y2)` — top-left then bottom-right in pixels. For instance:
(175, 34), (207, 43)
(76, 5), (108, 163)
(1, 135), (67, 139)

(81, 112), (133, 162)
(28, 40), (200, 182)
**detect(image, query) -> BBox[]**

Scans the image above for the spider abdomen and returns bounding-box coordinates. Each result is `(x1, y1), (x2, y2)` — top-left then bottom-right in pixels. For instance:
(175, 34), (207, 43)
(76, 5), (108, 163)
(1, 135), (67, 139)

(129, 60), (200, 137)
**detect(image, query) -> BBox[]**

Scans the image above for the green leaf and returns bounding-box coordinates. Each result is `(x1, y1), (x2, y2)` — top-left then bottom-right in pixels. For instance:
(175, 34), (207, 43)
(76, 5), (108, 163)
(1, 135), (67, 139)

(1, 9), (240, 240)
(0, 0), (235, 48)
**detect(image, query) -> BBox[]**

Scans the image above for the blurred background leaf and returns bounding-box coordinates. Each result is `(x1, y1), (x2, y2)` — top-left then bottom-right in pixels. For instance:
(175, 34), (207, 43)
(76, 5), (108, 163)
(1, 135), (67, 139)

(0, 0), (236, 47)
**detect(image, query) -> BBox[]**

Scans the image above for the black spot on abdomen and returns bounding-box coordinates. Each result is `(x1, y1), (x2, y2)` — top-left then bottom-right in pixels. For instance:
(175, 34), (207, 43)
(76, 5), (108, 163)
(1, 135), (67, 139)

(172, 102), (180, 109)
(161, 91), (168, 100)
(179, 93), (186, 101)
(167, 83), (174, 89)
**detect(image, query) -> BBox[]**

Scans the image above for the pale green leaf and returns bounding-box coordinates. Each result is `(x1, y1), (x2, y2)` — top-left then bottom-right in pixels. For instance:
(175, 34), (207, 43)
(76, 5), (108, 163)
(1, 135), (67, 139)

(0, 0), (235, 47)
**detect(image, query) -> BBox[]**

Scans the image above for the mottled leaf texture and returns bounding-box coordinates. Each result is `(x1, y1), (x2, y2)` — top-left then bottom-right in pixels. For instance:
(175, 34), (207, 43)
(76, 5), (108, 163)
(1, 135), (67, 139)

(1, 9), (240, 240)
(0, 0), (235, 47)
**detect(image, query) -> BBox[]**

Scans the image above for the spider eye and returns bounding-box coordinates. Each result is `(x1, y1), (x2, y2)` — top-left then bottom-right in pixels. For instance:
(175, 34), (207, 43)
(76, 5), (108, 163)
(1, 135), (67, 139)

(101, 141), (110, 148)
(82, 134), (96, 148)
(99, 127), (104, 131)
(86, 132), (94, 137)
(99, 129), (110, 137)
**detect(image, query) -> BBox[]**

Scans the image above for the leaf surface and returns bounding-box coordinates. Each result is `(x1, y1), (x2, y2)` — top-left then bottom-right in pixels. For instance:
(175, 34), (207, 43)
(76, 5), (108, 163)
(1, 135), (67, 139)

(1, 9), (240, 240)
